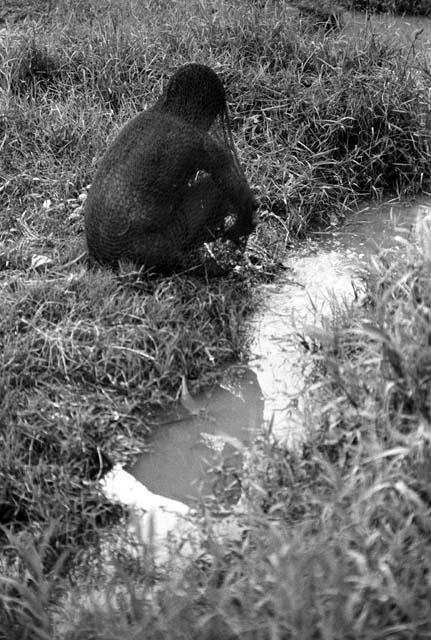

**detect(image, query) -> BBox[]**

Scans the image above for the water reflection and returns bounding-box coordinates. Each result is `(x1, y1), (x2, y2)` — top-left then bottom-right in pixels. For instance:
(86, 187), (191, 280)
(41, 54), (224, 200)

(322, 199), (430, 255)
(130, 368), (264, 505)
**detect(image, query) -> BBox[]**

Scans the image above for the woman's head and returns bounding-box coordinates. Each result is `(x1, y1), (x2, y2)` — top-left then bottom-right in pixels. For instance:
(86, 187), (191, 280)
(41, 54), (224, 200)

(161, 63), (227, 130)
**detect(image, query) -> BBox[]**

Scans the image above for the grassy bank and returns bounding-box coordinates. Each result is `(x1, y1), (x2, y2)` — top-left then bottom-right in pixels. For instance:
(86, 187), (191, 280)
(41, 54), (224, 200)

(1, 0), (431, 637)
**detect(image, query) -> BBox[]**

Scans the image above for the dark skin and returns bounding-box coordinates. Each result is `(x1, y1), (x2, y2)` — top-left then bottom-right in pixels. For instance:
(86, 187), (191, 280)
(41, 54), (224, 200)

(84, 64), (258, 272)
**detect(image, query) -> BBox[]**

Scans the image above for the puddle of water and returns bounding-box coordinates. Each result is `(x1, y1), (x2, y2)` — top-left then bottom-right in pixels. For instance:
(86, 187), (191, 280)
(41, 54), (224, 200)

(105, 198), (430, 536)
(128, 368), (264, 505)
(320, 199), (430, 255)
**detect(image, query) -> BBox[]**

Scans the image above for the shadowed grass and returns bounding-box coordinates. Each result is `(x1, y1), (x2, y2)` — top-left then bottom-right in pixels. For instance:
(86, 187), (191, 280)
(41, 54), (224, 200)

(341, 0), (430, 15)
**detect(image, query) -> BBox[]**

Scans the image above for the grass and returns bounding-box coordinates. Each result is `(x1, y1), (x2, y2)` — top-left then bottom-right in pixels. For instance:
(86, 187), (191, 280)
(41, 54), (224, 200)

(0, 0), (431, 637)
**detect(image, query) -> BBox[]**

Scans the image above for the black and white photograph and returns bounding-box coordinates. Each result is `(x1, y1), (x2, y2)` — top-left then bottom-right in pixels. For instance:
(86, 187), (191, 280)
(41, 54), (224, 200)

(0, 0), (430, 637)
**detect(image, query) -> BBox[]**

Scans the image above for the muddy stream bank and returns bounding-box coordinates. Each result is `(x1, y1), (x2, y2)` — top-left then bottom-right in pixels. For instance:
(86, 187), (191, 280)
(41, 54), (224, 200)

(100, 198), (431, 560)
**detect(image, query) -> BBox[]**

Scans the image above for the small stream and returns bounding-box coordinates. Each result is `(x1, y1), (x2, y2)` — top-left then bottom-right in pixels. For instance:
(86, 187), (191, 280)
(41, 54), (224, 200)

(100, 198), (431, 561)
(250, 198), (430, 442)
(127, 199), (430, 503)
